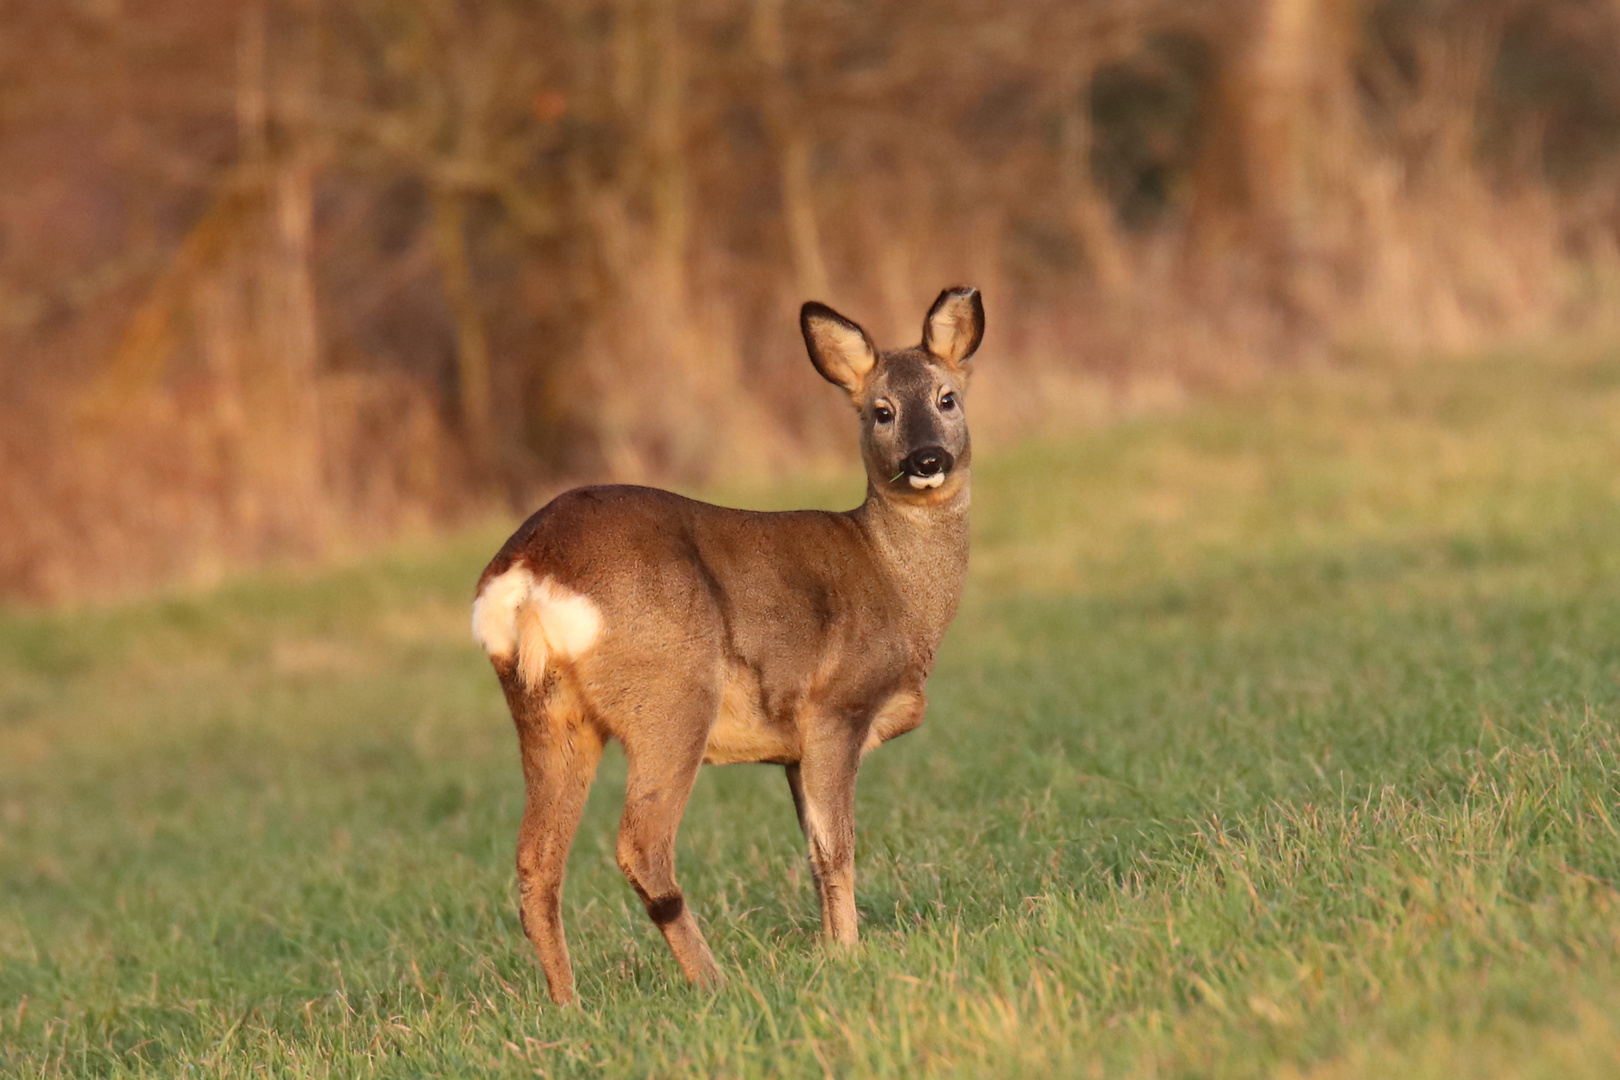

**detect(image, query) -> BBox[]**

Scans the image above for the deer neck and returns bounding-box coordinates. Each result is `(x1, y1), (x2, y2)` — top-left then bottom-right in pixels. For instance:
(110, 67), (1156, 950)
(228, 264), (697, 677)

(852, 473), (971, 662)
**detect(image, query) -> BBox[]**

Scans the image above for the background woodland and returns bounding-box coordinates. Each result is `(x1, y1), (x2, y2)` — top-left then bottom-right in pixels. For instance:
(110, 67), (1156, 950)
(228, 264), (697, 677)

(5, 0), (1620, 602)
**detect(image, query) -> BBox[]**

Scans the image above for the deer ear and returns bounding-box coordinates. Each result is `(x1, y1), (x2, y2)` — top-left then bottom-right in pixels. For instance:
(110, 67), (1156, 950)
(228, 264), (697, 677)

(801, 302), (878, 396)
(922, 286), (984, 368)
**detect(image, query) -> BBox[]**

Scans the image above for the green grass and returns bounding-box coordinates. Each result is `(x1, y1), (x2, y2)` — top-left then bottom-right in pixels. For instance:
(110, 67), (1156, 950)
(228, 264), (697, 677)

(5, 341), (1620, 1077)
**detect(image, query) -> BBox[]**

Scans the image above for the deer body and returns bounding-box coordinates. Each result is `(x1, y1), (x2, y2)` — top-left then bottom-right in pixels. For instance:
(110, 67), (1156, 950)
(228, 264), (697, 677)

(473, 288), (984, 1003)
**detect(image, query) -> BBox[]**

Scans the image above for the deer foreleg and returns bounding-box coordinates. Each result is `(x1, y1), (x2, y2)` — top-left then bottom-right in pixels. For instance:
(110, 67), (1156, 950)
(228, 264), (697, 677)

(795, 731), (863, 946)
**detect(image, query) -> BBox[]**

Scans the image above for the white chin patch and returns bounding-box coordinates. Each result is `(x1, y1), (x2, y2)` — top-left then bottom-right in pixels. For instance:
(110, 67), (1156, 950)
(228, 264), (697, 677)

(907, 473), (945, 490)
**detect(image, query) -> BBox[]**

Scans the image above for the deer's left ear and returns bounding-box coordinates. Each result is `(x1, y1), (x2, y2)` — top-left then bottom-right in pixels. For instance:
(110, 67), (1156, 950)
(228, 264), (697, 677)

(922, 286), (984, 369)
(802, 301), (878, 398)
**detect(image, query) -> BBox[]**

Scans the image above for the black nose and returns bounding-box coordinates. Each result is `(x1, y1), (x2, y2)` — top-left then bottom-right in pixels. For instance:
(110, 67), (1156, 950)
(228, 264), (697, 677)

(902, 446), (953, 477)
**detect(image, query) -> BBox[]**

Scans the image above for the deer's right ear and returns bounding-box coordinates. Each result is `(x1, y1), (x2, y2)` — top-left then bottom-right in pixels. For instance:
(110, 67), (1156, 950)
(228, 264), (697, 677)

(801, 302), (878, 397)
(923, 286), (985, 368)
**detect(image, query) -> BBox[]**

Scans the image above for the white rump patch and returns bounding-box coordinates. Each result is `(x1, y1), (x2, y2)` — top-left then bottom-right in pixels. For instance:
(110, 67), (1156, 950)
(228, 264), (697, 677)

(472, 566), (534, 662)
(526, 577), (603, 661)
(907, 473), (945, 490)
(472, 566), (603, 687)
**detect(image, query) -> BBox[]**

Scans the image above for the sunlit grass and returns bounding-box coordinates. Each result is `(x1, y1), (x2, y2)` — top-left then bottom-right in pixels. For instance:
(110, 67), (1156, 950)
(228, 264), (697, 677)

(4, 339), (1620, 1076)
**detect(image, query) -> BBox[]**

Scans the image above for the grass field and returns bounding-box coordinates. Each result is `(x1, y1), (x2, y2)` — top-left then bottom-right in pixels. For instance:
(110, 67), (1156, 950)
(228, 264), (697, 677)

(5, 342), (1620, 1077)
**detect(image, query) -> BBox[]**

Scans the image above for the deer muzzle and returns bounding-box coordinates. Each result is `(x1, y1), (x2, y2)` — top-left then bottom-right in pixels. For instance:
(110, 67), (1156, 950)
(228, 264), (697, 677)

(900, 446), (953, 489)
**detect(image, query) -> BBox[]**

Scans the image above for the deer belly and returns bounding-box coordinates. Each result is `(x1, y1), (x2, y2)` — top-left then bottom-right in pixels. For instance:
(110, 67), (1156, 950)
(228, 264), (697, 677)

(704, 675), (798, 765)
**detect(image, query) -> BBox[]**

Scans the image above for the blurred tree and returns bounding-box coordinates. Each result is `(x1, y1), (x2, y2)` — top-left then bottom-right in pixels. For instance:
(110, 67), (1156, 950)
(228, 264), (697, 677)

(5, 0), (1620, 601)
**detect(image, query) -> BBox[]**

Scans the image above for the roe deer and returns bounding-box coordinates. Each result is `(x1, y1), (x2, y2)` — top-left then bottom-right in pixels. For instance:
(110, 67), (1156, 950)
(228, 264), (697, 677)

(472, 286), (985, 1004)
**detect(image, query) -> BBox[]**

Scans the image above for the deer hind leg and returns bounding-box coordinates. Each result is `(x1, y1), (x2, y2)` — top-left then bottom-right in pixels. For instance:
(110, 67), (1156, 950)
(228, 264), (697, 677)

(616, 720), (722, 990)
(509, 677), (604, 1006)
(795, 730), (863, 947)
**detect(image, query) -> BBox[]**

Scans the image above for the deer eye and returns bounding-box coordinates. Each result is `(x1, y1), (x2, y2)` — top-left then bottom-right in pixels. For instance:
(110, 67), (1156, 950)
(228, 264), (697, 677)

(939, 392), (958, 411)
(872, 402), (895, 424)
